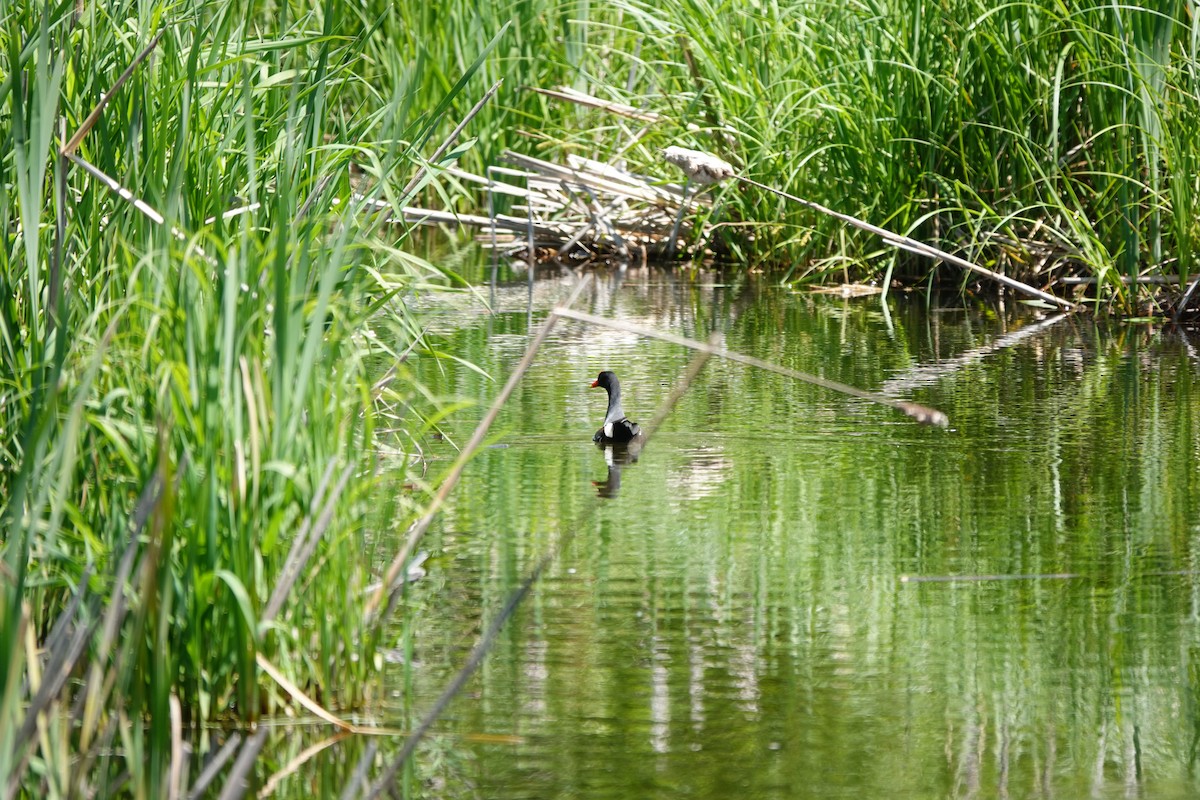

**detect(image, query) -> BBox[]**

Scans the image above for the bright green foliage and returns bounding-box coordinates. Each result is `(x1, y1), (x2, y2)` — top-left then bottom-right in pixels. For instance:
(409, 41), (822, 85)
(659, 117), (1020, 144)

(382, 0), (1200, 310)
(4, 0), (1200, 795)
(0, 0), (482, 795)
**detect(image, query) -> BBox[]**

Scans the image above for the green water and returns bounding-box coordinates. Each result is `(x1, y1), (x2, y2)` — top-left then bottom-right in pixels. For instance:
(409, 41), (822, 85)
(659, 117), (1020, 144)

(399, 265), (1200, 799)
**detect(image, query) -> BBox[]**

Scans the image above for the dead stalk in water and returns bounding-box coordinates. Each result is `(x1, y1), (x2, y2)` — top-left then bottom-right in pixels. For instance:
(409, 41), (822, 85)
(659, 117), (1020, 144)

(364, 274), (594, 620)
(554, 307), (949, 426)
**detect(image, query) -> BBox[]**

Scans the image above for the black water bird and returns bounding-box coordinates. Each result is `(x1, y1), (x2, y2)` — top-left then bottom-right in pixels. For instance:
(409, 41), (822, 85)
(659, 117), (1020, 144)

(590, 371), (642, 444)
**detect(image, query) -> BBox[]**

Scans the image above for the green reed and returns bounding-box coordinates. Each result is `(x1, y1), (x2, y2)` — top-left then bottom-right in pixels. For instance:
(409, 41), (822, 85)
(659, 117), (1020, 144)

(374, 0), (1200, 311)
(5, 0), (1200, 795)
(0, 0), (494, 795)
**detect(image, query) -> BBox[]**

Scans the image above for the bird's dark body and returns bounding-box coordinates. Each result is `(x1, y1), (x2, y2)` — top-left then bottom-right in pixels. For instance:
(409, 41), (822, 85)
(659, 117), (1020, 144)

(593, 417), (641, 444)
(590, 371), (643, 445)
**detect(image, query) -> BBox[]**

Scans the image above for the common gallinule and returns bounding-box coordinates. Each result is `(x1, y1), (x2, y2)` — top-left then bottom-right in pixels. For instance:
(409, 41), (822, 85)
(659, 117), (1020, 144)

(590, 371), (642, 444)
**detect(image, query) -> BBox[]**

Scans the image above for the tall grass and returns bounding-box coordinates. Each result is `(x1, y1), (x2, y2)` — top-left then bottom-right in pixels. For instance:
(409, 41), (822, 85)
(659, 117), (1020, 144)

(634, 0), (1194, 310)
(375, 0), (1200, 312)
(3, 0), (1197, 794)
(0, 0), (490, 795)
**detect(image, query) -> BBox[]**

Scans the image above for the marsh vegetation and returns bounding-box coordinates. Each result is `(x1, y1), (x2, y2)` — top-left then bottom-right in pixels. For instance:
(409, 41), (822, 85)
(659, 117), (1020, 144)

(3, 1), (1200, 798)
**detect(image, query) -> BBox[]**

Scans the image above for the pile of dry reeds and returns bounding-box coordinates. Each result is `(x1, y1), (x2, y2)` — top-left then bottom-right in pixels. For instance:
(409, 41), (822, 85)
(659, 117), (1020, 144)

(393, 87), (727, 265)
(395, 149), (715, 264)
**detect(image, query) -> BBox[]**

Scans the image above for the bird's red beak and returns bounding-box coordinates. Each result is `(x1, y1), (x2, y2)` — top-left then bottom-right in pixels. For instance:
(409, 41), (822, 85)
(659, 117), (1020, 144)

(590, 380), (599, 388)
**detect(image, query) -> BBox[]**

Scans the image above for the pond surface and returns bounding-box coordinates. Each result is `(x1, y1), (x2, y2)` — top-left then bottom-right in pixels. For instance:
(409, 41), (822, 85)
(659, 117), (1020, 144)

(400, 261), (1200, 799)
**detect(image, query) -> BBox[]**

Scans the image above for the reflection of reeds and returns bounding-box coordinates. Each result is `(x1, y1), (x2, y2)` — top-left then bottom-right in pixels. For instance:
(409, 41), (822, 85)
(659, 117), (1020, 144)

(362, 331), (718, 798)
(408, 279), (1200, 798)
(366, 275), (594, 621)
(360, 295), (944, 793)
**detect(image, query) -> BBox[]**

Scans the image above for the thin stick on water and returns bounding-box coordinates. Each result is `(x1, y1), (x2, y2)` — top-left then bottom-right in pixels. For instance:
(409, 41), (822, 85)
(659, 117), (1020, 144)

(361, 342), (717, 800)
(901, 572), (1086, 584)
(554, 307), (949, 426)
(901, 568), (1197, 584)
(363, 274), (594, 620)
(661, 147), (1079, 312)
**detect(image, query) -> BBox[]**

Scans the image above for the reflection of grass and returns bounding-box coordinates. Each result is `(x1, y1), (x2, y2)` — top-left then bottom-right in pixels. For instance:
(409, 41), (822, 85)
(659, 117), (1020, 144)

(0, 2), (494, 795)
(415, 287), (1200, 797)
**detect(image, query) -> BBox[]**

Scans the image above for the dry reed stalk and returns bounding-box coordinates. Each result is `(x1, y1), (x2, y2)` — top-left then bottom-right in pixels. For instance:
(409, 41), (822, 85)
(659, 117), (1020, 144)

(355, 196), (568, 238)
(363, 274), (594, 620)
(527, 85), (664, 123)
(397, 147), (707, 260)
(1061, 275), (1184, 285)
(262, 462), (354, 623)
(255, 654), (354, 732)
(361, 341), (718, 800)
(60, 28), (166, 157)
(554, 307), (950, 426)
(1176, 277), (1200, 320)
(504, 149), (691, 206)
(214, 727), (268, 800)
(337, 740), (377, 800)
(765, 191), (1074, 309)
(661, 146), (1078, 310)
(638, 333), (718, 439)
(399, 79), (503, 200)
(185, 733), (242, 800)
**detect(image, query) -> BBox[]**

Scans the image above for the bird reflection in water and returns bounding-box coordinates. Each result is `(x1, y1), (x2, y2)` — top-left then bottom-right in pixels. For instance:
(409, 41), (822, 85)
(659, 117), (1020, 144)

(589, 370), (646, 498)
(593, 439), (643, 498)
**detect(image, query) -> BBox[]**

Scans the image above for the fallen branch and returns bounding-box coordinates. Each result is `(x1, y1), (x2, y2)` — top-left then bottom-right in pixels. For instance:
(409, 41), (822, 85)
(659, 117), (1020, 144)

(747, 176), (1078, 311)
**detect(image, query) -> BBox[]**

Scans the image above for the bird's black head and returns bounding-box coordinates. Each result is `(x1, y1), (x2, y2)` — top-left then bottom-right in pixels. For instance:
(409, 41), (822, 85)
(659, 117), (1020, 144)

(590, 371), (618, 390)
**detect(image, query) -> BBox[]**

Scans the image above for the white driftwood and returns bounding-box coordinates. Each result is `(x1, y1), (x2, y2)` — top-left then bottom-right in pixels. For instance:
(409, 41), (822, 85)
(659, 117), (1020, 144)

(662, 146), (736, 185)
